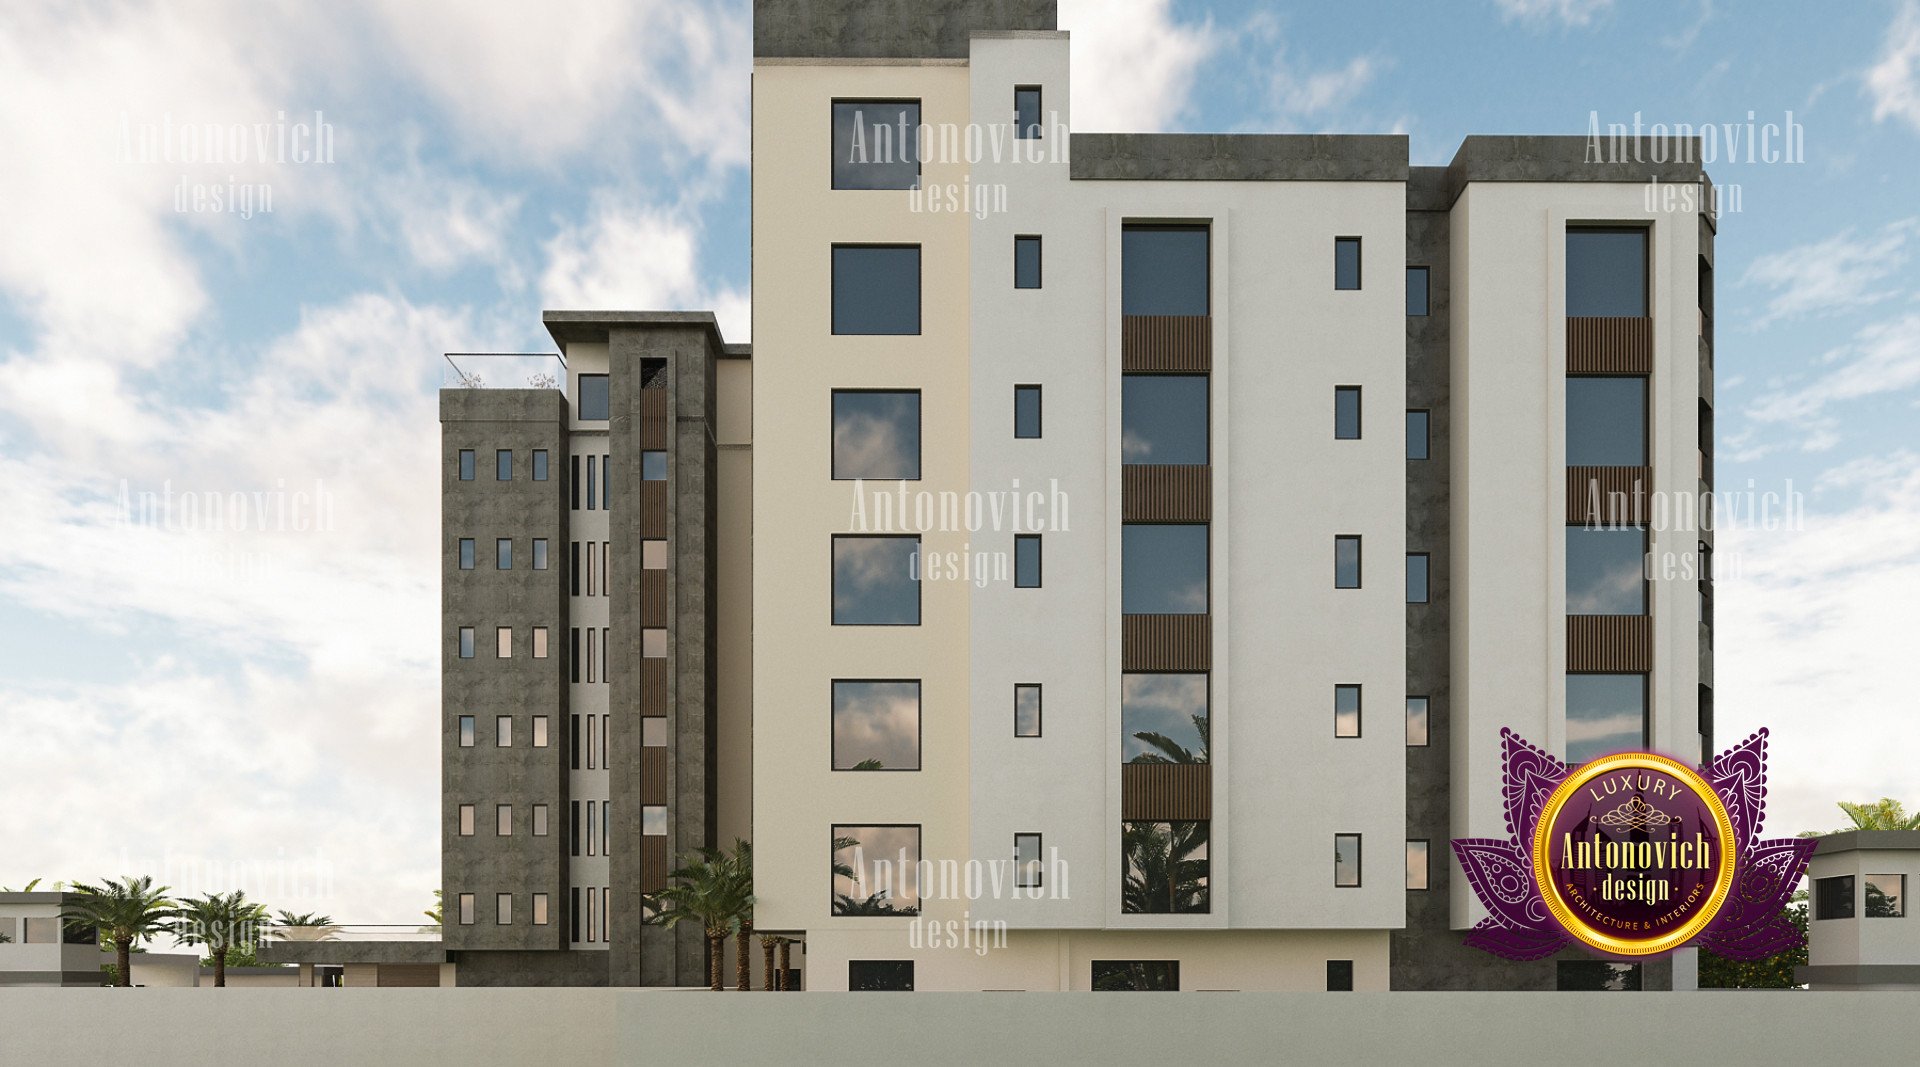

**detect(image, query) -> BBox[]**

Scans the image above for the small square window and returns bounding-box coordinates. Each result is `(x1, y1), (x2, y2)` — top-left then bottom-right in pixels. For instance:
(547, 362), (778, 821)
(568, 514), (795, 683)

(1406, 696), (1430, 747)
(532, 716), (549, 748)
(458, 715), (475, 748)
(1015, 535), (1042, 588)
(532, 450), (549, 481)
(458, 449), (475, 481)
(1335, 536), (1362, 589)
(496, 715), (512, 747)
(458, 804), (475, 836)
(1014, 684), (1042, 737)
(643, 628), (667, 658)
(1407, 411), (1430, 461)
(496, 627), (512, 658)
(1014, 235), (1042, 289)
(1014, 385), (1042, 439)
(1407, 840), (1430, 890)
(458, 627), (475, 659)
(1407, 553), (1430, 604)
(1407, 266), (1430, 316)
(643, 718), (667, 747)
(643, 806), (667, 836)
(1335, 237), (1362, 290)
(643, 451), (667, 481)
(1014, 86), (1042, 139)
(458, 538), (475, 570)
(577, 375), (610, 421)
(458, 893), (475, 925)
(643, 540), (667, 569)
(1327, 960), (1354, 992)
(496, 449), (513, 481)
(1335, 834), (1362, 887)
(1014, 833), (1043, 888)
(1816, 876), (1857, 920)
(533, 538), (549, 570)
(1866, 874), (1905, 918)
(496, 538), (512, 570)
(1335, 387), (1361, 440)
(1334, 685), (1362, 738)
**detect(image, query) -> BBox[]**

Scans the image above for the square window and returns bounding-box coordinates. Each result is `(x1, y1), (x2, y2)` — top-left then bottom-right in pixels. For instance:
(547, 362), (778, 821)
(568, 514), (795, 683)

(1014, 86), (1042, 139)
(1866, 874), (1905, 918)
(496, 538), (512, 570)
(458, 893), (475, 925)
(643, 540), (667, 569)
(532, 716), (549, 748)
(1122, 225), (1209, 316)
(496, 804), (512, 835)
(1014, 235), (1042, 288)
(1566, 674), (1647, 764)
(1407, 410), (1430, 460)
(832, 680), (921, 771)
(458, 627), (475, 659)
(849, 960), (915, 991)
(832, 245), (921, 335)
(1566, 527), (1647, 614)
(1407, 553), (1430, 604)
(1014, 684), (1042, 738)
(1014, 833), (1043, 888)
(831, 100), (920, 190)
(643, 805), (667, 836)
(832, 825), (922, 915)
(832, 536), (922, 625)
(458, 538), (475, 570)
(496, 627), (512, 658)
(1567, 377), (1648, 467)
(832, 391), (921, 480)
(532, 450), (549, 481)
(458, 715), (475, 748)
(1123, 375), (1208, 465)
(533, 539), (548, 570)
(1121, 823), (1209, 913)
(1815, 875), (1856, 920)
(496, 449), (513, 481)
(1335, 834), (1362, 887)
(1407, 266), (1430, 315)
(643, 717), (666, 746)
(1327, 960), (1355, 992)
(577, 374), (610, 420)
(1123, 675), (1208, 763)
(1335, 387), (1362, 440)
(457, 449), (475, 481)
(1335, 685), (1362, 738)
(1335, 536), (1362, 589)
(1014, 535), (1042, 588)
(1091, 960), (1180, 991)
(496, 715), (512, 747)
(1335, 237), (1362, 290)
(1014, 384), (1043, 439)
(643, 628), (666, 658)
(1122, 525), (1208, 614)
(642, 451), (667, 481)
(1406, 840), (1430, 890)
(1406, 697), (1430, 747)
(1566, 227), (1648, 317)
(458, 804), (475, 836)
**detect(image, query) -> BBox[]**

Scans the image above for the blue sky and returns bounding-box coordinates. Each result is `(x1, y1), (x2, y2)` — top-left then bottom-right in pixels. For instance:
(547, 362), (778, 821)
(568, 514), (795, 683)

(0, 0), (1916, 921)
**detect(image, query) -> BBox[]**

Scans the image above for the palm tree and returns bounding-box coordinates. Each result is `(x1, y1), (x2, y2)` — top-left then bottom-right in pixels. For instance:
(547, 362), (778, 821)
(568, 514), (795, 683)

(60, 876), (182, 988)
(1129, 713), (1210, 764)
(420, 890), (444, 933)
(731, 840), (755, 992)
(1121, 821), (1209, 914)
(829, 833), (916, 916)
(1838, 798), (1920, 831)
(0, 879), (44, 892)
(759, 933), (780, 991)
(653, 840), (752, 991)
(173, 891), (269, 987)
(269, 911), (340, 942)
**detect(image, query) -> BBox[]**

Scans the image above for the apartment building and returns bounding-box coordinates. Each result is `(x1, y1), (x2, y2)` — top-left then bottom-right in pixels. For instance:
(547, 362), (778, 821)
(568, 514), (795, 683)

(749, 0), (1713, 992)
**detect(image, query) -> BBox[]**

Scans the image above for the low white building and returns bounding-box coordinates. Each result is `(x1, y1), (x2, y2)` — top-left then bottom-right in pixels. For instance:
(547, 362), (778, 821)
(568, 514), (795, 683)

(0, 893), (104, 987)
(1797, 830), (1920, 991)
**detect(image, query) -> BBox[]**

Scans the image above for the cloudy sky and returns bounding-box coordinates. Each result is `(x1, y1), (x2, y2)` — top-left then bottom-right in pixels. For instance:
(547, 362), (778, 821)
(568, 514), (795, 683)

(1, 0), (1915, 922)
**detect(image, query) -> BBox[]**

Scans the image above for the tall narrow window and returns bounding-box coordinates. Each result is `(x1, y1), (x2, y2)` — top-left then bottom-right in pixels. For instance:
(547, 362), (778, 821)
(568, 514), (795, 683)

(458, 715), (475, 748)
(1014, 833), (1043, 888)
(532, 627), (548, 659)
(458, 538), (474, 570)
(831, 100), (921, 190)
(1334, 685), (1362, 738)
(577, 374), (610, 420)
(532, 805), (549, 837)
(1406, 840), (1430, 890)
(495, 715), (512, 747)
(1014, 535), (1042, 588)
(1014, 385), (1042, 439)
(602, 453), (610, 510)
(496, 627), (512, 658)
(496, 538), (512, 570)
(1407, 266), (1430, 315)
(496, 804), (512, 836)
(532, 716), (549, 748)
(587, 715), (597, 770)
(1407, 410), (1430, 461)
(570, 542), (581, 596)
(458, 804), (475, 836)
(532, 893), (550, 925)
(533, 538), (548, 570)
(1406, 696), (1430, 747)
(586, 455), (597, 511)
(1014, 684), (1042, 738)
(532, 449), (549, 481)
(458, 450), (475, 481)
(569, 628), (580, 683)
(570, 455), (580, 509)
(570, 801), (581, 857)
(1014, 235), (1042, 289)
(832, 245), (922, 335)
(1014, 86), (1042, 139)
(496, 449), (513, 481)
(1335, 834), (1363, 887)
(1335, 237), (1363, 290)
(458, 627), (475, 659)
(1335, 536), (1362, 589)
(601, 800), (610, 857)
(569, 888), (580, 942)
(458, 894), (475, 925)
(496, 893), (512, 925)
(570, 714), (580, 769)
(1407, 553), (1430, 604)
(1335, 387), (1362, 440)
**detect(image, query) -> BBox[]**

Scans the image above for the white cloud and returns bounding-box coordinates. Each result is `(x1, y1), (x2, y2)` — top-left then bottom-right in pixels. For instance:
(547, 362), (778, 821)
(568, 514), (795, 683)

(1058, 0), (1218, 132)
(1745, 312), (1920, 426)
(1741, 218), (1918, 327)
(539, 196), (749, 341)
(1867, 1), (1920, 132)
(1494, 0), (1615, 26)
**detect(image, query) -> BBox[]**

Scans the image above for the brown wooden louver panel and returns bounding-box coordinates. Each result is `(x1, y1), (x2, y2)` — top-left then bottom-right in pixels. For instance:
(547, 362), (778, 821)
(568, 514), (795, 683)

(1122, 762), (1211, 821)
(641, 569), (668, 627)
(1124, 465), (1211, 523)
(640, 388), (669, 449)
(1567, 466), (1650, 526)
(1567, 615), (1652, 672)
(639, 657), (668, 717)
(1122, 315), (1211, 372)
(1566, 317), (1653, 374)
(640, 836), (669, 893)
(640, 746), (668, 806)
(1123, 614), (1211, 671)
(375, 964), (441, 988)
(641, 481), (668, 538)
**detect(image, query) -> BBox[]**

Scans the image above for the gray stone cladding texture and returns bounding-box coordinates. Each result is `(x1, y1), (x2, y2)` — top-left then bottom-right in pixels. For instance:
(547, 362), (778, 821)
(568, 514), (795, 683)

(754, 0), (1056, 58)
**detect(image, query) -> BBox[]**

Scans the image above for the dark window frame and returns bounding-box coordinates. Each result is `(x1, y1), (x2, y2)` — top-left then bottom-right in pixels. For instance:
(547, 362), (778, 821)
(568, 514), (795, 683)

(1407, 551), (1431, 604)
(848, 959), (916, 991)
(1406, 695), (1431, 748)
(1014, 86), (1043, 140)
(1121, 223), (1211, 317)
(1014, 234), (1043, 288)
(1014, 683), (1043, 738)
(496, 449), (513, 481)
(1815, 875), (1856, 921)
(829, 678), (924, 773)
(457, 449), (475, 481)
(830, 389), (923, 482)
(1122, 373), (1210, 466)
(532, 449), (549, 481)
(1014, 534), (1043, 588)
(830, 823), (924, 918)
(1335, 535), (1363, 589)
(458, 538), (475, 571)
(576, 374), (610, 421)
(831, 243), (923, 336)
(1334, 386), (1362, 440)
(1327, 960), (1355, 992)
(1406, 266), (1430, 316)
(1407, 839), (1431, 891)
(1335, 833), (1363, 888)
(1014, 832), (1044, 889)
(1407, 410), (1430, 461)
(829, 98), (923, 191)
(1566, 224), (1650, 318)
(830, 534), (924, 627)
(1334, 684), (1363, 739)
(1121, 523), (1211, 615)
(1335, 236), (1363, 290)
(1014, 383), (1043, 439)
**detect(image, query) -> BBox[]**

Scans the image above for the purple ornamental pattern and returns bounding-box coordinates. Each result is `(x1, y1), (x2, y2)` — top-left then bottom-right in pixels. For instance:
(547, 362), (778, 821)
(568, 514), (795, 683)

(1450, 727), (1815, 961)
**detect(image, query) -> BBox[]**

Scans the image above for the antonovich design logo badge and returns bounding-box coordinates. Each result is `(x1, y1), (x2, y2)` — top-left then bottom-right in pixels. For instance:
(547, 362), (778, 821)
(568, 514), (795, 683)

(1452, 728), (1814, 961)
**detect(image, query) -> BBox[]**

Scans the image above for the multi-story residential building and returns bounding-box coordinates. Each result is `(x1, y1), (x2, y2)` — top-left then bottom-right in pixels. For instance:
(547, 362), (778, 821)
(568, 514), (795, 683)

(749, 0), (1713, 992)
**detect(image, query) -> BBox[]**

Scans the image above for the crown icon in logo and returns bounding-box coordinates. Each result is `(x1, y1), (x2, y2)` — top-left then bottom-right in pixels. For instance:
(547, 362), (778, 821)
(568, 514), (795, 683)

(1595, 796), (1678, 832)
